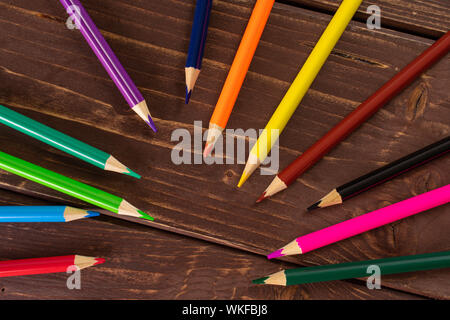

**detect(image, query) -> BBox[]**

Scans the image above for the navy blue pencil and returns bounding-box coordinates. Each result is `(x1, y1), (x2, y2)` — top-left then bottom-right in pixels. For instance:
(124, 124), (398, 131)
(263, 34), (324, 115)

(185, 0), (212, 104)
(0, 206), (99, 222)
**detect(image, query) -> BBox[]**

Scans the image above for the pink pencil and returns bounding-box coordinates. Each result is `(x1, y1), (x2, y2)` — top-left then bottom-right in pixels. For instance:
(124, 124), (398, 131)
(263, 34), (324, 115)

(268, 184), (450, 259)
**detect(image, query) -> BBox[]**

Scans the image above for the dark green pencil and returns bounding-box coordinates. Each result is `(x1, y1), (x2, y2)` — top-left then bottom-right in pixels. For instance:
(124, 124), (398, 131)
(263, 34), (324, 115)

(253, 251), (450, 286)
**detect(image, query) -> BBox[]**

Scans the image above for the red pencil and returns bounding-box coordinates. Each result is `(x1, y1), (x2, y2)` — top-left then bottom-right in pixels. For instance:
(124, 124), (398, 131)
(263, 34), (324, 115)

(258, 31), (450, 202)
(0, 255), (105, 277)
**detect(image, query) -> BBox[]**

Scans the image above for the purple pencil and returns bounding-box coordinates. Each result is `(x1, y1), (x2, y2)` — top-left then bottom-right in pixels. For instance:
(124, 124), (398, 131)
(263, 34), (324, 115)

(60, 0), (157, 132)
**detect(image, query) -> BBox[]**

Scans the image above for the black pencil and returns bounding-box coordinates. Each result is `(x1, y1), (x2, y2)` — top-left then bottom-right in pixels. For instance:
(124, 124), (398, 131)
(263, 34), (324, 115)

(308, 136), (450, 211)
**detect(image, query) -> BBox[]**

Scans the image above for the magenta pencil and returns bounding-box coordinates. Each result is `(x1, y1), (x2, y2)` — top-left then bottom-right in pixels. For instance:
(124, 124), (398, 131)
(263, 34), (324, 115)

(268, 184), (450, 259)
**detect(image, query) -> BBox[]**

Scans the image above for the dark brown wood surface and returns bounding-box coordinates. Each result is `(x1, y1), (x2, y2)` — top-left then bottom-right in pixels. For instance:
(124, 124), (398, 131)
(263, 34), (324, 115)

(0, 189), (422, 299)
(286, 0), (450, 39)
(0, 0), (449, 299)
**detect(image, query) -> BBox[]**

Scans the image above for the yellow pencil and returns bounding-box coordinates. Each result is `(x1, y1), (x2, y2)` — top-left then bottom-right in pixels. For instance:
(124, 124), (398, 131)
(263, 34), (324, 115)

(237, 0), (362, 187)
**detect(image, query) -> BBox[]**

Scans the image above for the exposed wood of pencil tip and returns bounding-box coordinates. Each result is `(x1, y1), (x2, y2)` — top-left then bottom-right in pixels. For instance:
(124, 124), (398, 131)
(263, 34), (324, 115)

(204, 123), (224, 157)
(105, 155), (140, 178)
(185, 67), (201, 98)
(63, 206), (94, 222)
(238, 153), (261, 187)
(117, 199), (143, 217)
(257, 175), (287, 202)
(255, 270), (287, 286)
(268, 239), (303, 259)
(308, 188), (343, 211)
(133, 100), (157, 132)
(74, 255), (105, 269)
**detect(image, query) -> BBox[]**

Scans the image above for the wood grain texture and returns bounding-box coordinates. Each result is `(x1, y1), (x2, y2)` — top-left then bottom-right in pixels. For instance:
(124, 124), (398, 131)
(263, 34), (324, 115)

(284, 0), (450, 39)
(0, 0), (449, 299)
(0, 189), (422, 300)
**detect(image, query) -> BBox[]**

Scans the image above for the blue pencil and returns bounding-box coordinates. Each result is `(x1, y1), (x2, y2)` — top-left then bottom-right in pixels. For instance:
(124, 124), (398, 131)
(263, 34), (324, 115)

(0, 206), (99, 222)
(185, 0), (212, 104)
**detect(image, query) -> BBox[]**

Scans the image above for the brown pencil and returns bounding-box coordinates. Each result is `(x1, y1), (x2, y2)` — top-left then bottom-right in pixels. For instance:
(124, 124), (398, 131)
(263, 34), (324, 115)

(257, 31), (450, 202)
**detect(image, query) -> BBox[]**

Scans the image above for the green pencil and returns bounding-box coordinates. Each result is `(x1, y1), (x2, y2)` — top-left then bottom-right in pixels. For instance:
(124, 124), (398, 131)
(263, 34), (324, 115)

(253, 251), (450, 286)
(0, 150), (153, 220)
(0, 105), (140, 178)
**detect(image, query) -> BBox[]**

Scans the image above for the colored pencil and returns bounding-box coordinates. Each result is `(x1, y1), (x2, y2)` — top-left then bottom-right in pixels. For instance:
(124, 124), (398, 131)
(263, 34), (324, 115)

(258, 31), (450, 201)
(0, 150), (153, 221)
(267, 184), (450, 259)
(0, 255), (104, 278)
(308, 136), (450, 210)
(185, 0), (212, 104)
(237, 0), (362, 186)
(254, 251), (450, 286)
(0, 206), (99, 223)
(59, 0), (157, 132)
(0, 105), (140, 178)
(204, 0), (275, 157)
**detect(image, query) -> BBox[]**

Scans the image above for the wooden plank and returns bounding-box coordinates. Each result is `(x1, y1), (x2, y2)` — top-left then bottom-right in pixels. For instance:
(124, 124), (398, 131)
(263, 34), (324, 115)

(283, 0), (450, 39)
(0, 189), (423, 299)
(0, 0), (449, 298)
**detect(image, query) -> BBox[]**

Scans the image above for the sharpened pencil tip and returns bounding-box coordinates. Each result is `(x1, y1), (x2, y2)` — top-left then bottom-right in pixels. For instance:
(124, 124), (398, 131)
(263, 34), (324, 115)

(307, 201), (320, 211)
(203, 142), (214, 158)
(267, 249), (284, 260)
(252, 276), (269, 284)
(256, 192), (267, 203)
(94, 258), (106, 265)
(147, 116), (157, 132)
(86, 211), (100, 218)
(138, 210), (154, 221)
(125, 168), (141, 179)
(185, 87), (192, 104)
(237, 172), (249, 188)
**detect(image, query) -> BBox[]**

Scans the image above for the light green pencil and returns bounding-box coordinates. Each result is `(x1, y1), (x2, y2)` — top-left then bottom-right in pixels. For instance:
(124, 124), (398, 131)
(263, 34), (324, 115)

(0, 104), (140, 178)
(0, 150), (153, 221)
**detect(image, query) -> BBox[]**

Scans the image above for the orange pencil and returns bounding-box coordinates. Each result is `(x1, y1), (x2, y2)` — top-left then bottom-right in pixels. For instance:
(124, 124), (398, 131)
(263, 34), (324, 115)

(204, 0), (275, 156)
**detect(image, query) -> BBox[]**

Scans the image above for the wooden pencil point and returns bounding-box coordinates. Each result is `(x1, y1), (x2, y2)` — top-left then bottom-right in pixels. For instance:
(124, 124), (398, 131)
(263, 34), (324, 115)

(260, 176), (287, 200)
(256, 192), (267, 203)
(314, 189), (342, 209)
(269, 239), (302, 259)
(138, 210), (155, 221)
(261, 270), (287, 286)
(185, 86), (192, 104)
(74, 255), (105, 269)
(94, 258), (106, 265)
(252, 276), (269, 284)
(63, 207), (99, 222)
(105, 155), (140, 179)
(203, 142), (213, 158)
(307, 201), (320, 211)
(185, 67), (201, 98)
(147, 115), (158, 133)
(124, 168), (142, 179)
(133, 100), (157, 132)
(238, 153), (260, 187)
(118, 199), (148, 219)
(204, 123), (224, 157)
